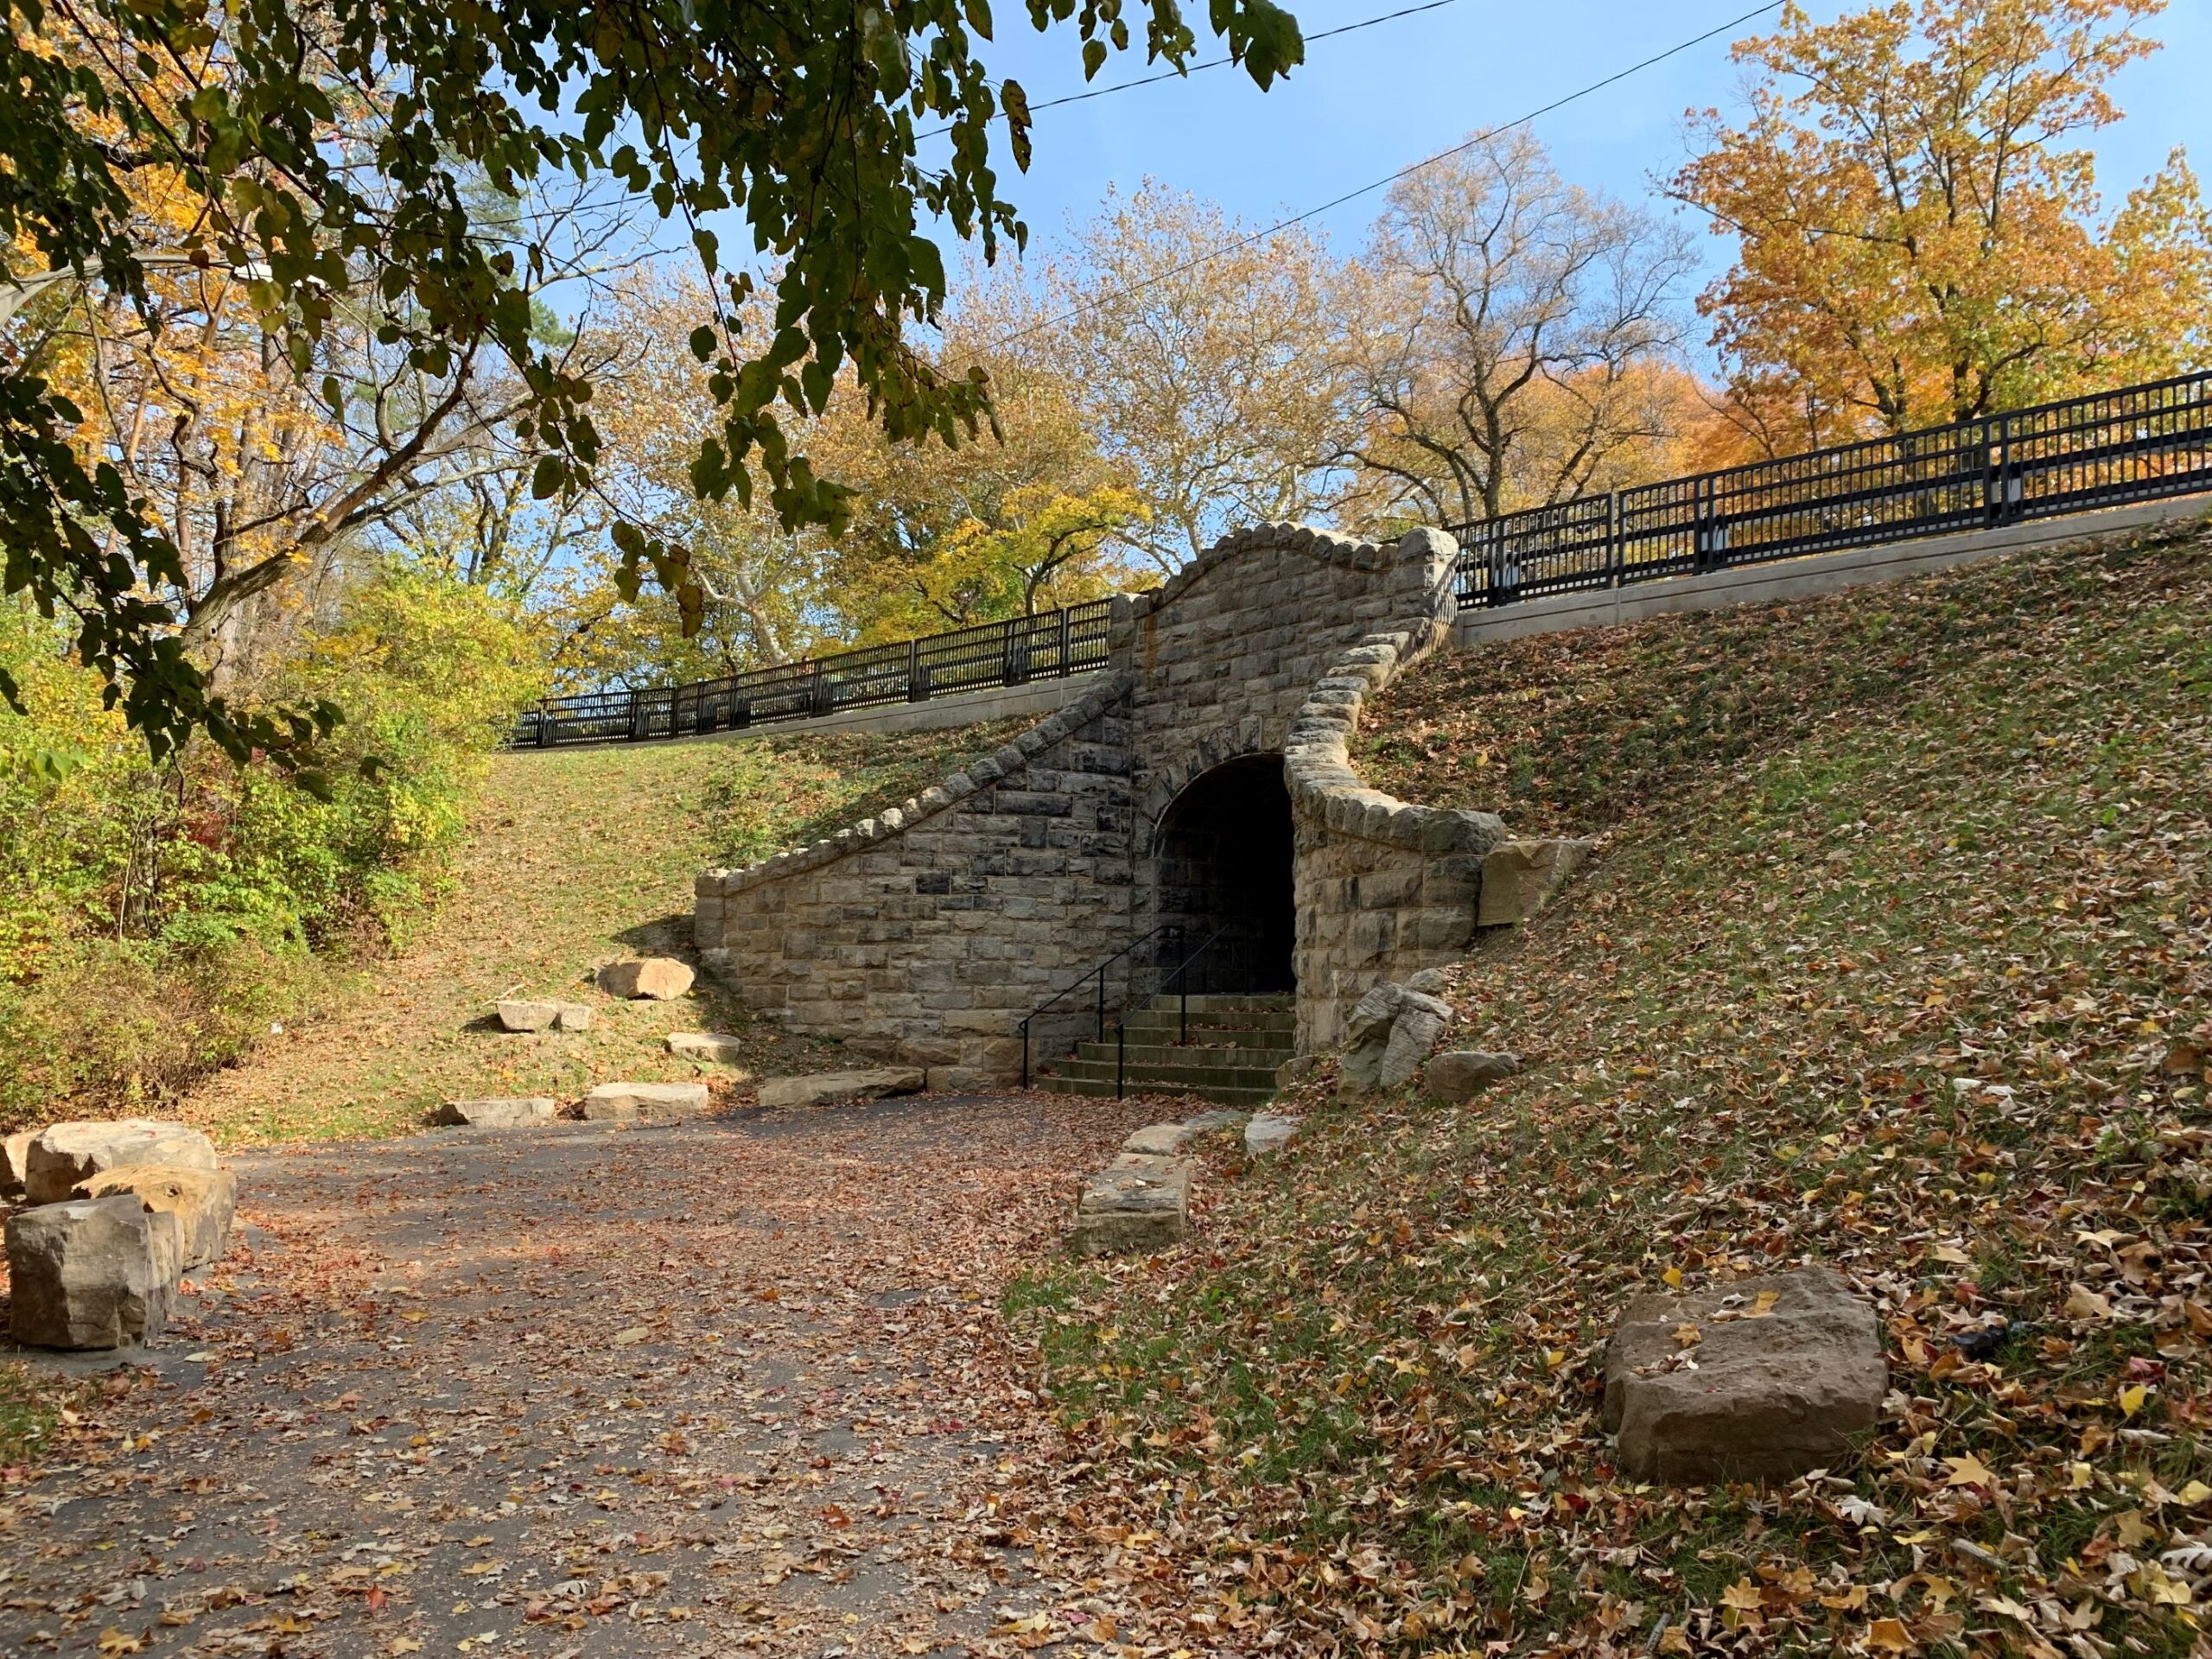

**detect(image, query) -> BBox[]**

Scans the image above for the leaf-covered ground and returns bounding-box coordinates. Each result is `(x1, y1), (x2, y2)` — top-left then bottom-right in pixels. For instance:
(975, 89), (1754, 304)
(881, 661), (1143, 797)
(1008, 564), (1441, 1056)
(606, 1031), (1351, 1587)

(1003, 524), (2212, 1656)
(0, 1091), (1169, 1659)
(174, 719), (1024, 1147)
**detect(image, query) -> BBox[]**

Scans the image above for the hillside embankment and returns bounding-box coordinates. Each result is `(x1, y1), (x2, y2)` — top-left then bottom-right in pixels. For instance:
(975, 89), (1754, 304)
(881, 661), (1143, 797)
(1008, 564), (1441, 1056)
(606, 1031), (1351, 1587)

(1006, 519), (2212, 1656)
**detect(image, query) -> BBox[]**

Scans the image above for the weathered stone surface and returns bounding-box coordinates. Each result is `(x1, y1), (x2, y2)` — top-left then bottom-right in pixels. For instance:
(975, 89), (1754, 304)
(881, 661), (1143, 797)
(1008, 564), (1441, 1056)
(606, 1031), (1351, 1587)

(1603, 1268), (1887, 1485)
(578, 1081), (712, 1121)
(1426, 1050), (1522, 1103)
(1124, 1122), (1207, 1156)
(2, 1128), (32, 1198)
(1244, 1111), (1301, 1156)
(597, 958), (696, 1001)
(25, 1120), (219, 1205)
(1070, 1160), (1191, 1256)
(6, 1196), (173, 1349)
(432, 1097), (557, 1129)
(1181, 1109), (1251, 1132)
(1339, 983), (1455, 1096)
(496, 1000), (594, 1033)
(756, 1068), (925, 1111)
(80, 1166), (237, 1268)
(1478, 838), (1597, 927)
(667, 1032), (748, 1065)
(1404, 967), (1451, 996)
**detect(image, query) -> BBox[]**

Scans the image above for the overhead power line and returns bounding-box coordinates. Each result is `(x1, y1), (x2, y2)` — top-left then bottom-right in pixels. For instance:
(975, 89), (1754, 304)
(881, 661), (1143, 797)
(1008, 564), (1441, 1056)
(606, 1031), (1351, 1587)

(989, 0), (1784, 348)
(920, 0), (1472, 138)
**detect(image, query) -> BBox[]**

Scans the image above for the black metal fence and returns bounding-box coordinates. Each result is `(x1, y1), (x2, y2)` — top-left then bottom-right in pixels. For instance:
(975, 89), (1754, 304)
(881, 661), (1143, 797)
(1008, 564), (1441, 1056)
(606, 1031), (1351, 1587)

(518, 373), (2212, 750)
(1452, 371), (2212, 604)
(514, 599), (1116, 749)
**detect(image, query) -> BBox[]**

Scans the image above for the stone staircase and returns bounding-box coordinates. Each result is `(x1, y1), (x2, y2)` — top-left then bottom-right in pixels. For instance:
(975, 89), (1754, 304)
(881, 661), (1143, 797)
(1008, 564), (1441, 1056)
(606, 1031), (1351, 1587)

(1035, 993), (1294, 1109)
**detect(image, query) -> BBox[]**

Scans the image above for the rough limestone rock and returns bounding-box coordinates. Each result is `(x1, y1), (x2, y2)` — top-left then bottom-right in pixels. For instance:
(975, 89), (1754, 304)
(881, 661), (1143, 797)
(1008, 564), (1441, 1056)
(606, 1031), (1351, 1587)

(1478, 837), (1597, 927)
(756, 1068), (925, 1111)
(2, 1128), (32, 1198)
(1603, 1267), (1887, 1485)
(433, 1097), (557, 1130)
(1244, 1111), (1301, 1156)
(1404, 968), (1451, 996)
(25, 1120), (219, 1205)
(579, 1082), (712, 1122)
(7, 1196), (173, 1349)
(1338, 982), (1456, 1097)
(1070, 1160), (1190, 1256)
(1124, 1122), (1211, 1157)
(1181, 1109), (1252, 1132)
(667, 1032), (748, 1065)
(1426, 1050), (1522, 1103)
(496, 1000), (593, 1033)
(80, 1166), (237, 1269)
(597, 958), (696, 1001)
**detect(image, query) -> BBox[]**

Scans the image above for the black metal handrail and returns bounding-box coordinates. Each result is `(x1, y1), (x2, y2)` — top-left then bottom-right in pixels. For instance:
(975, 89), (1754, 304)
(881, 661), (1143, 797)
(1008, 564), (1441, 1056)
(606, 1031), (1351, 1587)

(1449, 370), (2212, 604)
(514, 598), (1116, 750)
(1019, 923), (1183, 1090)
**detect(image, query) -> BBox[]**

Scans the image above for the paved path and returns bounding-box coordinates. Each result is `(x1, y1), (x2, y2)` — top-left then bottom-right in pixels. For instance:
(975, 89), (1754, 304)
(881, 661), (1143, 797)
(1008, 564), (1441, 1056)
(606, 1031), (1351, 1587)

(0, 1095), (1154, 1658)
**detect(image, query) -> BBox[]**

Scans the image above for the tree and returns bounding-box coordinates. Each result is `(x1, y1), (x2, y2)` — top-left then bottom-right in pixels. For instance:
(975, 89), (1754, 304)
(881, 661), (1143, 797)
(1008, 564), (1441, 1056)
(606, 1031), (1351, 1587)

(1673, 0), (2212, 446)
(1, 0), (1306, 764)
(985, 187), (1353, 569)
(1339, 130), (1698, 528)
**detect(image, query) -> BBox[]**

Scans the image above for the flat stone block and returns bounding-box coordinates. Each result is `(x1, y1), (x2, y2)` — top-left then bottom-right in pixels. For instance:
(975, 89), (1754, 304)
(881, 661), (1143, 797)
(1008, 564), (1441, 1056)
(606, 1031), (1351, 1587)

(79, 1166), (237, 1268)
(597, 957), (696, 1000)
(756, 1068), (926, 1110)
(433, 1097), (558, 1130)
(7, 1196), (172, 1350)
(579, 1081), (713, 1121)
(25, 1120), (219, 1206)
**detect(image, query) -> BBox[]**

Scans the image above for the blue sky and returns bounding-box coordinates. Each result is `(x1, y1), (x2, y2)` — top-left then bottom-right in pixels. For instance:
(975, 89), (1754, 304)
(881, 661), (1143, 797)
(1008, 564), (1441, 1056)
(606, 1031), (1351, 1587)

(916, 0), (2212, 322)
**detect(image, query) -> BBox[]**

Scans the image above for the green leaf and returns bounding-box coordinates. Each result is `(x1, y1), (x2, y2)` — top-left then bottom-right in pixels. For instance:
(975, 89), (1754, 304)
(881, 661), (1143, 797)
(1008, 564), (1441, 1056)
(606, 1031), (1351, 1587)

(530, 455), (566, 499)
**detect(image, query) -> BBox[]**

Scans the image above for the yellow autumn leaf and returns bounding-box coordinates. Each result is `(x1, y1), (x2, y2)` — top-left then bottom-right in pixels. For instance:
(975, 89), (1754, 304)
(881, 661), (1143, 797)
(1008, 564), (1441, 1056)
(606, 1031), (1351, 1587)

(1662, 1266), (1682, 1288)
(1865, 1616), (1914, 1652)
(2119, 1383), (2147, 1417)
(1943, 1452), (1996, 1487)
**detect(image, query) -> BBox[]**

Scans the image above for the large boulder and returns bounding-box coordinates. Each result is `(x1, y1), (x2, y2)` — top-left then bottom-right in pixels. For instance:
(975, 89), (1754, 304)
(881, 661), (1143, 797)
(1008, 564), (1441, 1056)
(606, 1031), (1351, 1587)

(6, 1196), (174, 1349)
(579, 1081), (711, 1122)
(25, 1120), (218, 1205)
(1338, 982), (1456, 1097)
(1426, 1050), (1522, 1103)
(1602, 1267), (1887, 1485)
(596, 958), (696, 1001)
(432, 1097), (557, 1130)
(1070, 1160), (1190, 1256)
(80, 1166), (237, 1269)
(496, 1000), (592, 1033)
(667, 1032), (748, 1066)
(1478, 838), (1596, 927)
(756, 1068), (925, 1111)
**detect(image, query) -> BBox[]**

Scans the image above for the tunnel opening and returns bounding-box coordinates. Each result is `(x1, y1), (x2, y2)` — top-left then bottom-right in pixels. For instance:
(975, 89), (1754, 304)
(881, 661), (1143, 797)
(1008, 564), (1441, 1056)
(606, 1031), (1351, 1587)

(1153, 753), (1296, 994)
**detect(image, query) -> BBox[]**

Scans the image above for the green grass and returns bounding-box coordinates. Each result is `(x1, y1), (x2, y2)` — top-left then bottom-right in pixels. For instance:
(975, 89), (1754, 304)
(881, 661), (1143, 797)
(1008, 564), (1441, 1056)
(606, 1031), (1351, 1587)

(175, 716), (1029, 1145)
(1013, 522), (2212, 1655)
(0, 1362), (74, 1470)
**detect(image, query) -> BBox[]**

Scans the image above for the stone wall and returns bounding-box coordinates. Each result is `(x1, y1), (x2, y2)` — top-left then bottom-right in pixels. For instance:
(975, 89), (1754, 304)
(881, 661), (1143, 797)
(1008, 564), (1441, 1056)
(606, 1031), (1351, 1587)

(694, 523), (1515, 1080)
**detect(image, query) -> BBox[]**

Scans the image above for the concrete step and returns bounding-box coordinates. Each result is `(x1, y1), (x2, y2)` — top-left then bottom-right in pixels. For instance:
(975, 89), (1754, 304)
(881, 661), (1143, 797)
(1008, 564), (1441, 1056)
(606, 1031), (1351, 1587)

(1139, 993), (1295, 1014)
(1121, 1012), (1295, 1038)
(1036, 1074), (1279, 1108)
(1073, 1040), (1292, 1070)
(1050, 1057), (1284, 1090)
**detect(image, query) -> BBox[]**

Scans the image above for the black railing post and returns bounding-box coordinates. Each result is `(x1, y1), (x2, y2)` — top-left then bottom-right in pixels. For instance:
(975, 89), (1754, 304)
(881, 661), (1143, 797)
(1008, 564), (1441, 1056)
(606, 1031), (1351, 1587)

(1020, 1018), (1031, 1090)
(906, 638), (922, 702)
(1609, 491), (1624, 588)
(1096, 968), (1105, 1042)
(1058, 606), (1071, 676)
(535, 703), (552, 749)
(1116, 1021), (1126, 1100)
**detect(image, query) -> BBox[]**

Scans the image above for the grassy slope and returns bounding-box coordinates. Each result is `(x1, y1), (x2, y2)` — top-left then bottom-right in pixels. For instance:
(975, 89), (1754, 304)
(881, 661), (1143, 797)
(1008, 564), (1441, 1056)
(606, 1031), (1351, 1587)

(1012, 524), (2212, 1656)
(177, 717), (1026, 1145)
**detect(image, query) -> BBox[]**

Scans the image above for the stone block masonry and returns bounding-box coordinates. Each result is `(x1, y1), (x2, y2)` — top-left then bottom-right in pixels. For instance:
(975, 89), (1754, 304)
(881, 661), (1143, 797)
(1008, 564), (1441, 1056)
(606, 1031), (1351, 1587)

(695, 524), (1529, 1083)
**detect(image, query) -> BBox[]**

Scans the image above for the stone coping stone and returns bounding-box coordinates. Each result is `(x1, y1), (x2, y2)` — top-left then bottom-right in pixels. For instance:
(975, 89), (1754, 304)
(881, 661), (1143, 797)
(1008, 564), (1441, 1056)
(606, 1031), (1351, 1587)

(7, 1195), (174, 1350)
(434, 1097), (559, 1129)
(667, 1032), (749, 1066)
(496, 1000), (593, 1033)
(756, 1068), (925, 1111)
(597, 958), (696, 1001)
(80, 1166), (237, 1269)
(1602, 1267), (1886, 1485)
(1478, 838), (1597, 927)
(25, 1120), (219, 1206)
(579, 1081), (713, 1122)
(1071, 1160), (1191, 1257)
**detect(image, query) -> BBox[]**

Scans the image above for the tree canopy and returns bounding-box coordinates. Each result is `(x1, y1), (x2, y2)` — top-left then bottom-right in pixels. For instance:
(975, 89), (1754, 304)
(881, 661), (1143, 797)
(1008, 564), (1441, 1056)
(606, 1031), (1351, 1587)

(0, 0), (1304, 763)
